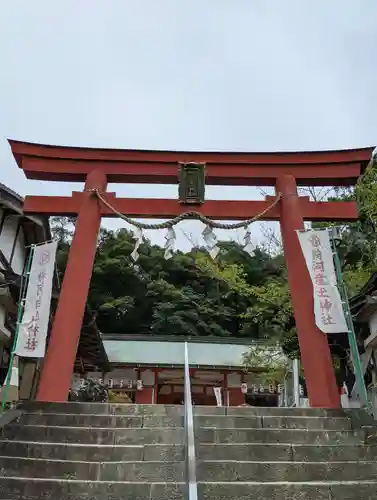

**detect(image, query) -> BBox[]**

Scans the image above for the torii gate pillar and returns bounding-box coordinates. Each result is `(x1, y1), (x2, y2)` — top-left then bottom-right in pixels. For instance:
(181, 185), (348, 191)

(277, 175), (340, 408)
(37, 170), (107, 402)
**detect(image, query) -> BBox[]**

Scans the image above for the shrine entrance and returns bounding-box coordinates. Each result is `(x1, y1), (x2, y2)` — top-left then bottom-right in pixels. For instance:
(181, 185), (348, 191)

(156, 368), (224, 406)
(8, 140), (374, 408)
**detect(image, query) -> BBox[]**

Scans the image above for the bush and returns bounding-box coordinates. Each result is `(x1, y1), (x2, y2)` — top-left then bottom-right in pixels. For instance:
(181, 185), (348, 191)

(69, 378), (108, 403)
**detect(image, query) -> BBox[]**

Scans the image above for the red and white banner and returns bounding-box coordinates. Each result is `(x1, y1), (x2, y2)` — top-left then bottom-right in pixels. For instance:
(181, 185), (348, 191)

(15, 241), (57, 358)
(297, 229), (347, 334)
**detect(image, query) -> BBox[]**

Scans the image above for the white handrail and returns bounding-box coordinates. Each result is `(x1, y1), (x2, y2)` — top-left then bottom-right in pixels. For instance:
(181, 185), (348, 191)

(292, 358), (301, 407)
(184, 342), (198, 500)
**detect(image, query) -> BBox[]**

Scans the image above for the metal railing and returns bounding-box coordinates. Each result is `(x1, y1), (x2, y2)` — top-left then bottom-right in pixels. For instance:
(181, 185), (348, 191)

(184, 342), (198, 500)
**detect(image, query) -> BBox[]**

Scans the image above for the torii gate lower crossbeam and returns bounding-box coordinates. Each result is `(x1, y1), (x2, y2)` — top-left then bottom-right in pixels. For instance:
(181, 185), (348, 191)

(9, 140), (375, 408)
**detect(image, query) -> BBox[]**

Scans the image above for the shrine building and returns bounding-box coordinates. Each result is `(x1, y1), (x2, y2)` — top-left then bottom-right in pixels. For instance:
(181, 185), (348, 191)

(0, 183), (51, 401)
(0, 182), (110, 403)
(72, 334), (286, 407)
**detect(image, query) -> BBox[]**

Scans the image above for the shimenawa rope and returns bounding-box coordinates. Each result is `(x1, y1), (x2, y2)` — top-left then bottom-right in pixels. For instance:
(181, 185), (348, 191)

(92, 189), (282, 230)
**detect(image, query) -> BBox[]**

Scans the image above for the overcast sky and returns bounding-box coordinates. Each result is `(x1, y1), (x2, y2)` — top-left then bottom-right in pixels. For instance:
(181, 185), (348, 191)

(1, 1), (376, 250)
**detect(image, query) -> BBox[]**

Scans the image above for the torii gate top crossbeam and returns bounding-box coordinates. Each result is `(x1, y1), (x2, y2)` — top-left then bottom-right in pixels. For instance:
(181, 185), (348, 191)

(9, 140), (374, 187)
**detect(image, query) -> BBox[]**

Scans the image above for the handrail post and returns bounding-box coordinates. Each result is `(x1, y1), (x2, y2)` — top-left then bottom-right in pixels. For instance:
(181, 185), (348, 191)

(184, 342), (198, 500)
(293, 358), (300, 407)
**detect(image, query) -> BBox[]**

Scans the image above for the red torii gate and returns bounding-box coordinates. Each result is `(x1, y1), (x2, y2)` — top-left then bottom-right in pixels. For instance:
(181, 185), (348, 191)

(9, 140), (375, 408)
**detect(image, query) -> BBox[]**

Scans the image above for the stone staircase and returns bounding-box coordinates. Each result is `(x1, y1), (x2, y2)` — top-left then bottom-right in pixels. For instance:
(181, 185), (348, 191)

(0, 403), (376, 499)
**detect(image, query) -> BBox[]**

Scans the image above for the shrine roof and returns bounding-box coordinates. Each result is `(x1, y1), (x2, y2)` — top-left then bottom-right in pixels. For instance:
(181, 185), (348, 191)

(0, 182), (51, 244)
(102, 335), (284, 369)
(101, 333), (260, 344)
(8, 139), (375, 187)
(74, 308), (111, 373)
(350, 272), (377, 323)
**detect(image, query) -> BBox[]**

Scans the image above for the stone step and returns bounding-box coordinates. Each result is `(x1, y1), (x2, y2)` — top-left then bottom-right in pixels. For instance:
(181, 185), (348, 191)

(196, 427), (362, 445)
(198, 443), (293, 461)
(0, 478), (185, 500)
(292, 443), (377, 462)
(2, 439), (374, 465)
(2, 424), (184, 445)
(195, 415), (351, 431)
(19, 402), (184, 416)
(226, 407), (348, 417)
(0, 440), (184, 461)
(19, 412), (351, 431)
(261, 416), (351, 431)
(199, 481), (377, 500)
(197, 443), (377, 462)
(4, 423), (360, 446)
(0, 457), (185, 481)
(196, 460), (377, 482)
(19, 413), (183, 428)
(4, 423), (359, 446)
(20, 401), (352, 418)
(0, 478), (376, 500)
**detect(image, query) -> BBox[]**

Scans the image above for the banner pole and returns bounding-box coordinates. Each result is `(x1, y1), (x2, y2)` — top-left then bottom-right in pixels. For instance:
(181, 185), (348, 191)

(1, 246), (35, 412)
(329, 229), (370, 411)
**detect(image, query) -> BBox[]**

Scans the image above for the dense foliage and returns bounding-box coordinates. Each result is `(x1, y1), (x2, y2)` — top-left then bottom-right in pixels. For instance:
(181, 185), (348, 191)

(51, 154), (377, 364)
(52, 217), (287, 339)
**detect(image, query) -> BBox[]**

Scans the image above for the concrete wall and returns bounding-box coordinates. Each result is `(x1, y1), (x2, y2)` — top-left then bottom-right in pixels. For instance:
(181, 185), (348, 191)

(0, 209), (27, 274)
(369, 310), (377, 339)
(11, 226), (26, 275)
(0, 209), (28, 346)
(0, 304), (12, 343)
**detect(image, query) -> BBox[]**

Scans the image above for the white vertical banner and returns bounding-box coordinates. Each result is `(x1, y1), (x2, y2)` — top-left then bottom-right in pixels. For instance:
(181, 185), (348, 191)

(213, 387), (222, 407)
(296, 229), (347, 334)
(15, 241), (58, 358)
